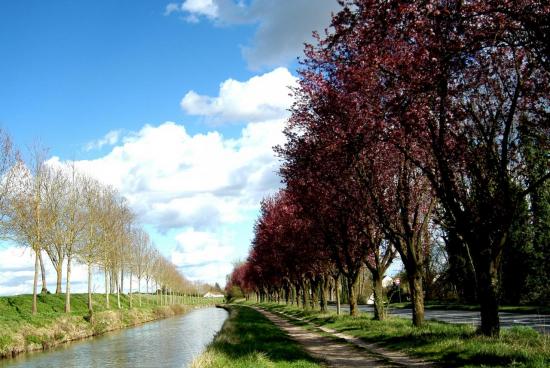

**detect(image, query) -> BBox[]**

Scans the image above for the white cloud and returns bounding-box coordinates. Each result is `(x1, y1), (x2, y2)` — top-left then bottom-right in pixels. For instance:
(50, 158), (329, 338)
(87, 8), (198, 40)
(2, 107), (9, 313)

(2, 67), (294, 289)
(181, 67), (297, 124)
(181, 0), (218, 18)
(172, 229), (233, 266)
(69, 117), (286, 285)
(166, 0), (340, 69)
(84, 129), (121, 151)
(165, 0), (218, 18)
(164, 3), (181, 16)
(74, 119), (284, 233)
(171, 228), (236, 283)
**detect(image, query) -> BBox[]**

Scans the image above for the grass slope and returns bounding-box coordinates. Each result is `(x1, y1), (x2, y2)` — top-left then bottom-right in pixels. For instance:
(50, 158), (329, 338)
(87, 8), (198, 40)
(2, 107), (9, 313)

(191, 305), (323, 368)
(260, 302), (550, 368)
(0, 293), (219, 358)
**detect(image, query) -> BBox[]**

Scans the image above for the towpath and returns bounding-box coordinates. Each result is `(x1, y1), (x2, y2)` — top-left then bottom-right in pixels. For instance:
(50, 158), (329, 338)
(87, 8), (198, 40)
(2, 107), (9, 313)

(253, 307), (437, 368)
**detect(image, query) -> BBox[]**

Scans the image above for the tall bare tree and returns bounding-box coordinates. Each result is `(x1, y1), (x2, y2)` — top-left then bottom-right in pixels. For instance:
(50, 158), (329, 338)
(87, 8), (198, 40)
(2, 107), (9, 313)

(9, 146), (52, 314)
(78, 175), (103, 318)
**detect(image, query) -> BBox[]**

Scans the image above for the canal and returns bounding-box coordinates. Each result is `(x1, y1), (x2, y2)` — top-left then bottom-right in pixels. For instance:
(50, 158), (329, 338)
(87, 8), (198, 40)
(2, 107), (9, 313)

(0, 307), (228, 368)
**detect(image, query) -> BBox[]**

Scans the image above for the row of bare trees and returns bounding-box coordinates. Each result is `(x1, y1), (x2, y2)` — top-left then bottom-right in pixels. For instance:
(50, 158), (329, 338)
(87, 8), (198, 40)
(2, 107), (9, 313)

(0, 130), (193, 316)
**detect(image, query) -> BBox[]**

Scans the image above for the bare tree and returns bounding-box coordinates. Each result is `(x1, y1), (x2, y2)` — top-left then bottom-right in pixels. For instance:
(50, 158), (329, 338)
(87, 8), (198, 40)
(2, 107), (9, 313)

(42, 165), (68, 294)
(78, 175), (103, 318)
(0, 129), (20, 237)
(8, 146), (52, 314)
(62, 163), (86, 313)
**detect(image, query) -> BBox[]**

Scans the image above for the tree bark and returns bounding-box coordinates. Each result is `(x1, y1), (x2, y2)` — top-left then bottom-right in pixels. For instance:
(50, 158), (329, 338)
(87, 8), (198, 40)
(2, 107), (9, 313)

(409, 269), (425, 327)
(320, 275), (330, 313)
(478, 259), (501, 336)
(104, 270), (110, 309)
(116, 277), (121, 309)
(32, 248), (39, 315)
(301, 279), (310, 310)
(138, 277), (142, 307)
(129, 270), (133, 309)
(55, 263), (63, 294)
(65, 254), (72, 313)
(120, 266), (124, 295)
(347, 273), (360, 317)
(87, 263), (93, 318)
(310, 277), (320, 310)
(39, 251), (48, 294)
(335, 275), (341, 316)
(371, 270), (386, 320)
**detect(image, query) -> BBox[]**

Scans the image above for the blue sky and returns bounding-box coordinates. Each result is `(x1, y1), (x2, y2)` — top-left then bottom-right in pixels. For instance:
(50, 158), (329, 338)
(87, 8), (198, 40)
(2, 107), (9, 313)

(0, 0), (341, 293)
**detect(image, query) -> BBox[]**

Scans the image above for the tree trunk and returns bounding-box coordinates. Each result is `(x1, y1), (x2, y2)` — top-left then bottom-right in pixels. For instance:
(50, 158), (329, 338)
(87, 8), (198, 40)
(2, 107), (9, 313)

(120, 266), (124, 295)
(294, 283), (300, 306)
(39, 251), (48, 294)
(478, 260), (500, 336)
(335, 275), (341, 316)
(110, 271), (116, 294)
(310, 277), (320, 310)
(408, 269), (425, 327)
(87, 263), (93, 318)
(129, 270), (133, 309)
(301, 279), (310, 310)
(32, 248), (39, 315)
(55, 263), (63, 294)
(105, 270), (110, 309)
(116, 278), (121, 309)
(138, 277), (142, 307)
(320, 275), (329, 313)
(65, 254), (72, 313)
(347, 273), (360, 317)
(371, 270), (386, 320)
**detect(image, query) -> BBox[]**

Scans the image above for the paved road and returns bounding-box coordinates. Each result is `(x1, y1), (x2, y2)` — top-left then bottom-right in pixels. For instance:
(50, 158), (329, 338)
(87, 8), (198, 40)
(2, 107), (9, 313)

(328, 305), (550, 334)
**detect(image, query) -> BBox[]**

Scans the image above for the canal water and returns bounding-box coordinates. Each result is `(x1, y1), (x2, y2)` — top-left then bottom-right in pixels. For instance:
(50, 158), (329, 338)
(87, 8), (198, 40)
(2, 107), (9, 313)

(0, 307), (228, 368)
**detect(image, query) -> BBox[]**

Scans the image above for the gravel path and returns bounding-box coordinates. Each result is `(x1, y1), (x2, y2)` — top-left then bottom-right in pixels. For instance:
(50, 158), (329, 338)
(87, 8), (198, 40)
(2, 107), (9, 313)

(254, 307), (436, 368)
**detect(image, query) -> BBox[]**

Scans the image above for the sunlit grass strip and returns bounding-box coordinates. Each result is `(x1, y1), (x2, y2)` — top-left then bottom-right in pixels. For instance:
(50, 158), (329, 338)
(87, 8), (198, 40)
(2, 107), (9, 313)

(191, 305), (323, 368)
(257, 302), (550, 368)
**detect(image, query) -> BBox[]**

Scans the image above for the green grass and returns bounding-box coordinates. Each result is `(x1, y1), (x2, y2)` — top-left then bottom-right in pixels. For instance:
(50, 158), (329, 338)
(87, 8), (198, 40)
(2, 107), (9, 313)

(0, 293), (221, 358)
(191, 305), (323, 368)
(257, 302), (550, 368)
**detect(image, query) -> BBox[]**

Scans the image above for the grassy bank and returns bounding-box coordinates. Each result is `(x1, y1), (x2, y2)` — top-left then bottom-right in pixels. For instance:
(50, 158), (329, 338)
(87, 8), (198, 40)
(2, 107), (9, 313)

(0, 293), (221, 359)
(191, 305), (323, 368)
(258, 302), (550, 368)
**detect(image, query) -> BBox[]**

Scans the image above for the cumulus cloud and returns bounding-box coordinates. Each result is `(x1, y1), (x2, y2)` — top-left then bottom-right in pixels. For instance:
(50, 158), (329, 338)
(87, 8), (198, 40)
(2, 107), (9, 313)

(84, 129), (121, 151)
(166, 0), (340, 69)
(68, 116), (286, 285)
(1, 67), (295, 288)
(181, 67), (297, 124)
(172, 229), (233, 266)
(74, 119), (284, 234)
(171, 229), (236, 282)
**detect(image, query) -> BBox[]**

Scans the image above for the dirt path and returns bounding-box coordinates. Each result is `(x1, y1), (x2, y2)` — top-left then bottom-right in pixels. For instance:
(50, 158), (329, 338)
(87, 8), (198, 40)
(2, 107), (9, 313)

(254, 307), (436, 368)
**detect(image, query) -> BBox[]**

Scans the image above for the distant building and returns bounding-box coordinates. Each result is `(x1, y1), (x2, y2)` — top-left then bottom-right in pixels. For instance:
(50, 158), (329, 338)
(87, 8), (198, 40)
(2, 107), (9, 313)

(203, 291), (224, 298)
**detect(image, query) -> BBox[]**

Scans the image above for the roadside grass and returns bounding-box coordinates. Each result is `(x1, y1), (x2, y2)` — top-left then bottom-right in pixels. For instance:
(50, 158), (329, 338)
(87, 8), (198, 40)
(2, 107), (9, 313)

(0, 293), (220, 358)
(256, 302), (550, 368)
(191, 305), (323, 368)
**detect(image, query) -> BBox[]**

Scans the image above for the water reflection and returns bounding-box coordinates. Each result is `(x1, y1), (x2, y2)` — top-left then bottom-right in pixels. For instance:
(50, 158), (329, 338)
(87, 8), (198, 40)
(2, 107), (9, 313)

(1, 307), (228, 368)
